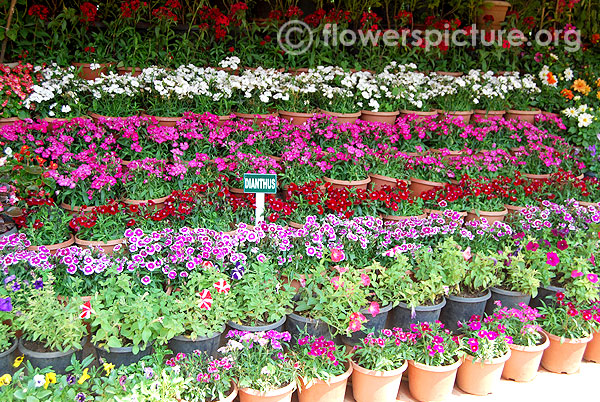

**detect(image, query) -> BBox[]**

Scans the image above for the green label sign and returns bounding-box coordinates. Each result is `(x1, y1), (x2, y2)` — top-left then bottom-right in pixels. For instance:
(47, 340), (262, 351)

(243, 173), (277, 194)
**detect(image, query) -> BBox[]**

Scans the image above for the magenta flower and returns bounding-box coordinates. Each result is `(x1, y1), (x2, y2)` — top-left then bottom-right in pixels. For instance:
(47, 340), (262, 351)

(546, 252), (560, 267)
(588, 273), (599, 284)
(360, 273), (371, 287)
(526, 241), (539, 251)
(368, 301), (380, 317)
(331, 248), (345, 262)
(571, 270), (584, 278)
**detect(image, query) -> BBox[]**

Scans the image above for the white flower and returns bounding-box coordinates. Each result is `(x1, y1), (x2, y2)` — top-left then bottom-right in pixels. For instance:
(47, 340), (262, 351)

(260, 366), (271, 375)
(61, 104), (72, 113)
(578, 113), (593, 128)
(564, 68), (574, 81)
(34, 374), (45, 387)
(563, 108), (577, 117)
(5, 147), (12, 156)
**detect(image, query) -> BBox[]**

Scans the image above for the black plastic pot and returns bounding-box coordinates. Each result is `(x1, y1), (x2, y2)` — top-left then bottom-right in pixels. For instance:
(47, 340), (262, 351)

(286, 313), (333, 341)
(341, 303), (393, 346)
(0, 339), (18, 375)
(228, 315), (286, 333)
(387, 298), (446, 329)
(18, 338), (85, 374)
(439, 291), (491, 332)
(530, 285), (565, 309)
(168, 325), (224, 357)
(485, 287), (531, 315)
(94, 342), (153, 368)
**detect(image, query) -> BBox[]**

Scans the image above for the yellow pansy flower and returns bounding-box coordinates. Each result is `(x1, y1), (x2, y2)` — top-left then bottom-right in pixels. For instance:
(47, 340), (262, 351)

(103, 362), (115, 375)
(12, 355), (23, 368)
(44, 372), (56, 389)
(77, 368), (90, 385)
(0, 374), (11, 386)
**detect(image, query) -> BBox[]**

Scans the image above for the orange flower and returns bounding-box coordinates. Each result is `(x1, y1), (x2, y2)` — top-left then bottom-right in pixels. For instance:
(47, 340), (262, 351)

(546, 72), (557, 85)
(596, 78), (600, 87)
(561, 88), (574, 100)
(597, 91), (600, 101)
(572, 79), (591, 95)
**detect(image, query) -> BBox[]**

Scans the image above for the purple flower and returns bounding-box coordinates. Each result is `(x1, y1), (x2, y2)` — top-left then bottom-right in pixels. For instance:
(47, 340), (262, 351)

(3, 275), (15, 284)
(75, 393), (86, 402)
(33, 278), (44, 289)
(0, 297), (12, 312)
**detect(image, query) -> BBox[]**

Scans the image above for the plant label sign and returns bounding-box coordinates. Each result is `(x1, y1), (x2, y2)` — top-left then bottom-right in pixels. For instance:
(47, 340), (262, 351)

(243, 174), (277, 194)
(243, 173), (277, 225)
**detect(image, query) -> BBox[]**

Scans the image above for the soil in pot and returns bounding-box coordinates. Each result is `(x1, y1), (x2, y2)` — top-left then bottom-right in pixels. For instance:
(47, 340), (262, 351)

(407, 358), (461, 402)
(502, 331), (550, 382)
(387, 298), (446, 330)
(168, 325), (225, 357)
(341, 303), (393, 346)
(286, 312), (333, 342)
(540, 330), (592, 374)
(485, 287), (531, 315)
(19, 339), (84, 374)
(351, 360), (407, 402)
(456, 350), (511, 395)
(298, 362), (352, 402)
(94, 342), (153, 368)
(0, 339), (18, 375)
(439, 290), (491, 332)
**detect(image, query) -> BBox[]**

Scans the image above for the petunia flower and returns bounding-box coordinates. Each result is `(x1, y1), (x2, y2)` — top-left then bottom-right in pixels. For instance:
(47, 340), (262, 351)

(546, 252), (560, 267)
(368, 301), (380, 317)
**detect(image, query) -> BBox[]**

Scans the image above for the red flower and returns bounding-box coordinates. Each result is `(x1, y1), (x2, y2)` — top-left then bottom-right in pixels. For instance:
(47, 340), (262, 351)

(28, 4), (50, 21)
(557, 239), (568, 250)
(229, 46), (235, 52)
(80, 2), (97, 23)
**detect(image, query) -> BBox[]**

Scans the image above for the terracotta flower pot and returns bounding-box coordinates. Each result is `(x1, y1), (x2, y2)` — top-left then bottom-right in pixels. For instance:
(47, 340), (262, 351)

(141, 114), (181, 127)
(351, 360), (407, 402)
(439, 110), (474, 123)
(369, 174), (407, 190)
(407, 358), (461, 402)
(477, 1), (512, 30)
(505, 108), (542, 124)
(504, 204), (526, 215)
(409, 177), (445, 198)
(278, 110), (313, 125)
(319, 110), (361, 124)
(288, 221), (304, 229)
(228, 186), (246, 199)
(360, 110), (399, 125)
(584, 330), (600, 363)
(577, 200), (598, 208)
(71, 62), (114, 80)
(435, 71), (463, 77)
(465, 208), (508, 224)
(74, 236), (126, 255)
(323, 176), (371, 190)
(26, 234), (75, 254)
(456, 350), (511, 395)
(399, 110), (438, 122)
(60, 202), (95, 216)
(117, 67), (143, 76)
(0, 117), (20, 127)
(381, 213), (427, 223)
(473, 110), (506, 119)
(503, 331), (550, 382)
(123, 195), (170, 210)
(235, 112), (278, 124)
(238, 381), (296, 402)
(298, 362), (352, 402)
(540, 330), (592, 374)
(523, 173), (551, 182)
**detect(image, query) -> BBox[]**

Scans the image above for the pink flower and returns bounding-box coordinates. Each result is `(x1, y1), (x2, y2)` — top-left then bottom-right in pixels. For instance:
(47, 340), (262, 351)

(360, 273), (371, 287)
(330, 276), (342, 290)
(335, 265), (348, 274)
(546, 252), (560, 267)
(571, 270), (584, 278)
(526, 241), (539, 251)
(368, 301), (380, 317)
(462, 246), (472, 261)
(348, 319), (362, 333)
(588, 273), (599, 284)
(331, 248), (345, 262)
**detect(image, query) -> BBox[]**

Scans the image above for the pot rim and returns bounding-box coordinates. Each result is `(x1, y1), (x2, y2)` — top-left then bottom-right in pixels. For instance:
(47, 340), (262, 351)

(173, 324), (226, 342)
(228, 315), (286, 332)
(123, 195), (170, 204)
(409, 357), (462, 372)
(397, 297), (446, 311)
(409, 177), (446, 186)
(0, 338), (18, 358)
(490, 286), (529, 297)
(234, 112), (278, 118)
(302, 361), (353, 390)
(542, 329), (593, 344)
(351, 358), (408, 377)
(473, 109), (506, 115)
(323, 176), (371, 186)
(19, 337), (85, 358)
(92, 340), (153, 353)
(447, 290), (492, 303)
(508, 331), (550, 353)
(467, 208), (508, 216)
(382, 213), (427, 221)
(239, 380), (296, 396)
(74, 236), (126, 246)
(277, 110), (314, 117)
(319, 109), (361, 117)
(360, 110), (399, 116)
(288, 312), (324, 325)
(26, 233), (75, 251)
(463, 348), (511, 365)
(506, 108), (542, 115)
(141, 114), (182, 121)
(399, 109), (438, 116)
(368, 173), (407, 182)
